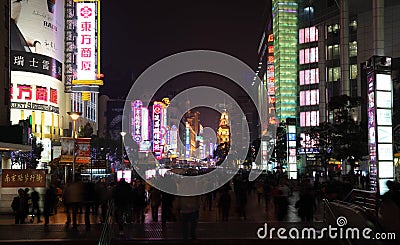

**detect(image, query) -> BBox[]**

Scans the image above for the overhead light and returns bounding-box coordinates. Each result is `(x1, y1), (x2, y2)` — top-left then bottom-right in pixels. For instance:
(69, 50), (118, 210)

(259, 62), (262, 65)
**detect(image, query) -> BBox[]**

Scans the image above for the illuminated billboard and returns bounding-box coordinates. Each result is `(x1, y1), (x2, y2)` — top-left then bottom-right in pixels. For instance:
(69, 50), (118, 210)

(11, 0), (64, 62)
(367, 61), (394, 194)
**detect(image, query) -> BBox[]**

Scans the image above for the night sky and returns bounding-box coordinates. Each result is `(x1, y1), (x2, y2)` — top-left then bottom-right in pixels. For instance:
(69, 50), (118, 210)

(100, 0), (271, 99)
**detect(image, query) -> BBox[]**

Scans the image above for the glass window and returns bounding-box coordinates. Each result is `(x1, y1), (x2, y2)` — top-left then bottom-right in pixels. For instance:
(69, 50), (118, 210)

(299, 70), (305, 85)
(304, 48), (310, 64)
(300, 91), (306, 106)
(350, 64), (358, 79)
(299, 29), (305, 44)
(300, 112), (306, 127)
(299, 49), (305, 64)
(328, 67), (340, 82)
(349, 41), (357, 57)
(304, 27), (310, 43)
(310, 89), (319, 105)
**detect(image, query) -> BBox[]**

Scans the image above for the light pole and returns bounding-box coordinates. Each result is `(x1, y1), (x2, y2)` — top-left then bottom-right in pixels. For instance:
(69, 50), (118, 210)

(68, 111), (82, 183)
(120, 131), (126, 165)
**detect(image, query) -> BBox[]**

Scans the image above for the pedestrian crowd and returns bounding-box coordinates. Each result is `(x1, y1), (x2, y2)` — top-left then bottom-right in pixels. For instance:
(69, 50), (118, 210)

(9, 170), (400, 241)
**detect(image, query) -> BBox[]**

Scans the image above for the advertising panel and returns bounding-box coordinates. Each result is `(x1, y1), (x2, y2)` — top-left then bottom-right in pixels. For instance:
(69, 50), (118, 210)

(76, 138), (91, 164)
(2, 169), (46, 188)
(60, 137), (74, 163)
(11, 0), (64, 62)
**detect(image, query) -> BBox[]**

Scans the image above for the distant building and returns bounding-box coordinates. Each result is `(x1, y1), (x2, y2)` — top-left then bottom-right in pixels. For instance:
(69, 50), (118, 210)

(217, 111), (231, 145)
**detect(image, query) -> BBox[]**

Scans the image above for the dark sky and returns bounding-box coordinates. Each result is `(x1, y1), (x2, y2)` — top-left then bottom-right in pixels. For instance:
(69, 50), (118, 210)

(100, 0), (271, 99)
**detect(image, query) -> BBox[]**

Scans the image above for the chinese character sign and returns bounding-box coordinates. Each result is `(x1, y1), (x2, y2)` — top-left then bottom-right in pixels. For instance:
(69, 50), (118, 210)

(131, 100), (143, 143)
(2, 169), (46, 188)
(153, 102), (163, 157)
(76, 3), (97, 80)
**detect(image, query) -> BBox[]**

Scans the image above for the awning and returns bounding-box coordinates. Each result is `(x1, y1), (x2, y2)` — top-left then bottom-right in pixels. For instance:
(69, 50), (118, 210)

(0, 142), (31, 151)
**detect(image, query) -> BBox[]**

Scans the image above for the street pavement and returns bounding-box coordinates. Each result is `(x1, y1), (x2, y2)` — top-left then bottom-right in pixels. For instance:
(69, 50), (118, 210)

(0, 190), (327, 244)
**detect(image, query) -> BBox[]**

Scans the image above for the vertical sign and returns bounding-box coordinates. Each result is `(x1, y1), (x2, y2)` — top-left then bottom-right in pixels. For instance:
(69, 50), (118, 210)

(152, 102), (163, 159)
(139, 107), (150, 152)
(267, 33), (276, 126)
(286, 118), (297, 179)
(170, 125), (178, 152)
(367, 73), (378, 191)
(367, 56), (394, 195)
(76, 2), (97, 80)
(131, 100), (142, 143)
(186, 122), (190, 158)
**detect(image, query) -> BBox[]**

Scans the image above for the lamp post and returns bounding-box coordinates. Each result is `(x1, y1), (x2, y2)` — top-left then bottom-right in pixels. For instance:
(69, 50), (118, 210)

(68, 112), (82, 183)
(120, 131), (126, 165)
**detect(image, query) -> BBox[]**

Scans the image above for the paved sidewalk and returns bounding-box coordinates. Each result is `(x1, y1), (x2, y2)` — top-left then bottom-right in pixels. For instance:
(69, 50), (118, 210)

(0, 191), (327, 244)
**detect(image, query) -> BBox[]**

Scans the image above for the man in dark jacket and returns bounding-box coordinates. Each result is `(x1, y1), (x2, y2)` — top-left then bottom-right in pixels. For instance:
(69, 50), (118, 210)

(30, 188), (42, 223)
(11, 188), (29, 224)
(43, 185), (56, 225)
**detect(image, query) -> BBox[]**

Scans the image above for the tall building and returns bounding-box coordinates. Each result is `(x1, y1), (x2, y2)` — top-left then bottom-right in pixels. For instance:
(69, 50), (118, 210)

(272, 0), (298, 121)
(0, 0), (10, 127)
(258, 0), (400, 179)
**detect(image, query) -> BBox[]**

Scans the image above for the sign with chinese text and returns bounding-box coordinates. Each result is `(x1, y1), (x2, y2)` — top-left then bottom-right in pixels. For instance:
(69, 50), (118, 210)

(153, 102), (163, 158)
(267, 32), (276, 126)
(131, 100), (142, 143)
(76, 2), (97, 80)
(11, 51), (62, 80)
(2, 169), (46, 188)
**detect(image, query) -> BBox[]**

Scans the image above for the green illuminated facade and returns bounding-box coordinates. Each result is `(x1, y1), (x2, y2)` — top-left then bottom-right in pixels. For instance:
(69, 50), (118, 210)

(272, 0), (298, 121)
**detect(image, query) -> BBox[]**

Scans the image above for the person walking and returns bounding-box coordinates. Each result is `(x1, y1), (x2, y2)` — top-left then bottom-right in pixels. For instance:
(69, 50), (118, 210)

(30, 188), (42, 223)
(175, 195), (200, 240)
(149, 186), (162, 222)
(11, 188), (29, 224)
(132, 179), (147, 224)
(63, 181), (84, 230)
(112, 178), (133, 235)
(83, 181), (95, 231)
(43, 185), (56, 225)
(218, 186), (231, 221)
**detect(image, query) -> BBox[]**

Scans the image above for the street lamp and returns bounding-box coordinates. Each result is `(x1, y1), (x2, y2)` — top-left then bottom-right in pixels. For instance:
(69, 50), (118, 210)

(120, 131), (126, 165)
(68, 111), (82, 183)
